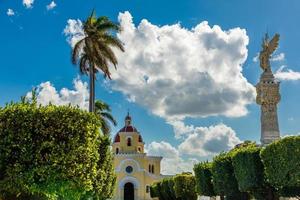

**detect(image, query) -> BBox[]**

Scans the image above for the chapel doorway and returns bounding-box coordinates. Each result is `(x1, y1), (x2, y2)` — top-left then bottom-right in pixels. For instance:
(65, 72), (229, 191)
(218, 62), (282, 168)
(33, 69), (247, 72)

(124, 182), (134, 200)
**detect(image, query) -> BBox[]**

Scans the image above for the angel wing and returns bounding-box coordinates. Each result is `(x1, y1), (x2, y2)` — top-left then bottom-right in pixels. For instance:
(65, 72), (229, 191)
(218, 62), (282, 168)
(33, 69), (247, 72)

(267, 34), (280, 55)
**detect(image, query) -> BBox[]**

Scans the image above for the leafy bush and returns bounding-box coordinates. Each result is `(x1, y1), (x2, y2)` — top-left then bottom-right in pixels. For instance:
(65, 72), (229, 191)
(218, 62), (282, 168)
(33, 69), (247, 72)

(260, 136), (300, 197)
(160, 178), (174, 200)
(166, 178), (177, 200)
(0, 102), (115, 200)
(150, 177), (178, 200)
(232, 145), (277, 200)
(173, 173), (197, 200)
(150, 182), (159, 198)
(211, 152), (249, 200)
(194, 161), (215, 197)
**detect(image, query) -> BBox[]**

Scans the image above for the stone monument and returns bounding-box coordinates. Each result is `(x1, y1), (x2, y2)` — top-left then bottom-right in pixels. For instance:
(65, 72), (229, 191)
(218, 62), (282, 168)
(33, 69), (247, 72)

(256, 33), (281, 146)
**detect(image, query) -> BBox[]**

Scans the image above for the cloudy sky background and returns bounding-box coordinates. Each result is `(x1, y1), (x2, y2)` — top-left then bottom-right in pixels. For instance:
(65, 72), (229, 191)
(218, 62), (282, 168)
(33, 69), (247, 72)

(1, 0), (300, 174)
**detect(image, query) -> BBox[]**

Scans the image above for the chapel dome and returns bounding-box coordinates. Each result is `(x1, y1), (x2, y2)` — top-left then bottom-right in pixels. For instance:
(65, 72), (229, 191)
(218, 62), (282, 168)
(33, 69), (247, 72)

(113, 112), (144, 143)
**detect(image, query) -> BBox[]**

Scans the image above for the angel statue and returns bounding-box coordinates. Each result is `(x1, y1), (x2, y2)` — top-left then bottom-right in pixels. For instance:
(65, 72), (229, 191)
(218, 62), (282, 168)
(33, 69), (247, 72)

(259, 33), (280, 72)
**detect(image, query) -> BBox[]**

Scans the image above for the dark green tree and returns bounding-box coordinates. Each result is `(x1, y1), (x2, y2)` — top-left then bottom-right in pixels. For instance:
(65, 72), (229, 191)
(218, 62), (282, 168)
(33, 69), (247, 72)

(72, 11), (124, 112)
(173, 173), (197, 200)
(212, 152), (249, 200)
(260, 136), (300, 198)
(194, 161), (216, 197)
(0, 102), (115, 199)
(150, 182), (159, 198)
(232, 145), (278, 200)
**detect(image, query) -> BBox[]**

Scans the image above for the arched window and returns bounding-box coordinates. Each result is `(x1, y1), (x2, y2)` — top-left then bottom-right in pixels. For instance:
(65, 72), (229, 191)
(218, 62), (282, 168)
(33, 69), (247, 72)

(127, 138), (132, 146)
(152, 165), (155, 174)
(149, 164), (151, 173)
(138, 147), (141, 152)
(114, 134), (120, 143)
(116, 148), (119, 154)
(138, 135), (143, 142)
(146, 185), (150, 193)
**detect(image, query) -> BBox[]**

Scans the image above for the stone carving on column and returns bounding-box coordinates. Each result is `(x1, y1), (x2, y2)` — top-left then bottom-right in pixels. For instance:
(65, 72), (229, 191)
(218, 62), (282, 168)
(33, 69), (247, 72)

(256, 33), (281, 145)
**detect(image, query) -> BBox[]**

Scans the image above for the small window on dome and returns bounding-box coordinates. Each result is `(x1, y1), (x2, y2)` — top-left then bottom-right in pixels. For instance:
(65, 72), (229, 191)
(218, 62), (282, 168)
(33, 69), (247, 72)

(127, 138), (132, 146)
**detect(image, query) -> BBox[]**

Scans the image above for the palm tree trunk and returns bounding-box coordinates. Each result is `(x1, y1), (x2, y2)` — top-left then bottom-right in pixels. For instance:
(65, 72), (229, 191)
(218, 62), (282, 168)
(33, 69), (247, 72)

(89, 64), (95, 112)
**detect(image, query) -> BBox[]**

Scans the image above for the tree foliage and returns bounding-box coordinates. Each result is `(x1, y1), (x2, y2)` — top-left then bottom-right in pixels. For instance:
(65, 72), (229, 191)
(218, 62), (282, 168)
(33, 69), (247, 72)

(95, 100), (117, 136)
(260, 136), (300, 197)
(150, 182), (159, 198)
(0, 102), (115, 199)
(71, 11), (124, 112)
(232, 145), (277, 200)
(211, 152), (249, 200)
(173, 173), (197, 200)
(194, 161), (215, 197)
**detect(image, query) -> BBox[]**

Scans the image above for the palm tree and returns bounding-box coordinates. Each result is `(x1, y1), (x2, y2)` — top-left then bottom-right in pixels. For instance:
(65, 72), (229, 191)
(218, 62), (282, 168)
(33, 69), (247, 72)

(72, 11), (124, 112)
(95, 100), (117, 135)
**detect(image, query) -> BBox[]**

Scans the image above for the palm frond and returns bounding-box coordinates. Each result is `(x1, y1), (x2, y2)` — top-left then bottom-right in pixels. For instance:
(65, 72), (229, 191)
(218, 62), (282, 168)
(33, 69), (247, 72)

(79, 54), (89, 75)
(100, 119), (111, 136)
(96, 20), (120, 32)
(71, 38), (86, 65)
(95, 100), (111, 111)
(94, 53), (111, 79)
(95, 41), (118, 67)
(101, 112), (117, 126)
(101, 34), (125, 52)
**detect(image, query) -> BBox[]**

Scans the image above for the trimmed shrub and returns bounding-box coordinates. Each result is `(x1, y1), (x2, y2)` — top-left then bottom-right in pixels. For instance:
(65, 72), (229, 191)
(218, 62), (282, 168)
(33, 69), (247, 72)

(232, 145), (277, 200)
(160, 178), (174, 200)
(166, 178), (177, 200)
(150, 182), (159, 198)
(194, 161), (215, 197)
(261, 136), (300, 197)
(174, 173), (197, 200)
(0, 102), (115, 199)
(212, 152), (249, 200)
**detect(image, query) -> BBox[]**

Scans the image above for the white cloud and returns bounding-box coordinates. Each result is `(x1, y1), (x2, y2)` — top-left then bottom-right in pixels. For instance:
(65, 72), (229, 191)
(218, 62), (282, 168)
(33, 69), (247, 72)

(253, 53), (259, 62)
(274, 65), (300, 81)
(271, 53), (285, 62)
(109, 11), (255, 120)
(23, 0), (34, 8)
(26, 78), (89, 110)
(178, 123), (241, 157)
(146, 123), (241, 174)
(146, 141), (198, 174)
(7, 9), (15, 16)
(64, 19), (85, 47)
(46, 1), (57, 10)
(168, 120), (195, 139)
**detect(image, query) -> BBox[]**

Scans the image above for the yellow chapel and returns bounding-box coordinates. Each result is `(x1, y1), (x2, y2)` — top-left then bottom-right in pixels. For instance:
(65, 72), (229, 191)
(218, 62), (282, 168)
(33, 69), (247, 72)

(112, 113), (163, 200)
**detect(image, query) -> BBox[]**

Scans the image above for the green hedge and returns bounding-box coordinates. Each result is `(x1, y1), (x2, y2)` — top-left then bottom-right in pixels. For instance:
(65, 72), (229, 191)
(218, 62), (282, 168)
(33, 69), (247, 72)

(0, 102), (115, 200)
(150, 182), (159, 198)
(261, 136), (300, 197)
(194, 162), (215, 197)
(174, 173), (197, 200)
(232, 145), (277, 200)
(211, 152), (249, 200)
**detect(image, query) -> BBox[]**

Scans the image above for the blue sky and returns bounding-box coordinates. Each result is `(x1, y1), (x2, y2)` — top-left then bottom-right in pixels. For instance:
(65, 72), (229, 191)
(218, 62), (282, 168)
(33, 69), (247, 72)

(1, 0), (300, 173)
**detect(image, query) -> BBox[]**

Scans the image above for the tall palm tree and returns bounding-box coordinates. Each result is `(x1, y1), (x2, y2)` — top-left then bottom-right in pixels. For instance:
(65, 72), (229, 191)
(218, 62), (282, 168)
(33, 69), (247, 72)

(72, 11), (124, 112)
(95, 100), (117, 135)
